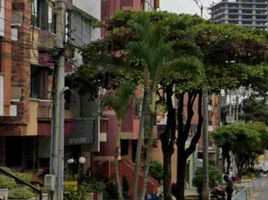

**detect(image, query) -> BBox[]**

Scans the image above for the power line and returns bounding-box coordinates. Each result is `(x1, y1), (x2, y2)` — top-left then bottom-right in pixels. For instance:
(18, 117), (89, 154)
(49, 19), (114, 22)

(193, 0), (209, 19)
(0, 2), (89, 47)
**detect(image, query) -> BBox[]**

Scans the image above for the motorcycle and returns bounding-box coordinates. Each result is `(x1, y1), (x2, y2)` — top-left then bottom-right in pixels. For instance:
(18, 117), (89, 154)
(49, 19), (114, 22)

(211, 187), (226, 200)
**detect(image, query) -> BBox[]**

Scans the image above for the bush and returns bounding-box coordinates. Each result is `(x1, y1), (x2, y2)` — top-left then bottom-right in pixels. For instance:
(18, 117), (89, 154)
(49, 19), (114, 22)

(0, 175), (16, 189)
(64, 186), (87, 200)
(14, 172), (32, 183)
(87, 180), (106, 192)
(149, 160), (163, 182)
(103, 181), (118, 200)
(192, 165), (222, 197)
(9, 187), (35, 199)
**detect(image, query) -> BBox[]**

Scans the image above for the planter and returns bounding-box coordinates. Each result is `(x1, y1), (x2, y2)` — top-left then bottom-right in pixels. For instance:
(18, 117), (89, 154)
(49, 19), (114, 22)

(86, 192), (94, 200)
(85, 192), (103, 200)
(0, 188), (8, 200)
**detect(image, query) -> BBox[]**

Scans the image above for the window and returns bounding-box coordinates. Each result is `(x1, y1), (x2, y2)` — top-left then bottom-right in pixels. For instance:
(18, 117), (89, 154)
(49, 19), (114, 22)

(32, 0), (56, 32)
(31, 66), (51, 99)
(228, 9), (238, 13)
(242, 9), (252, 14)
(242, 15), (252, 19)
(242, 20), (252, 25)
(228, 20), (238, 24)
(120, 140), (129, 156)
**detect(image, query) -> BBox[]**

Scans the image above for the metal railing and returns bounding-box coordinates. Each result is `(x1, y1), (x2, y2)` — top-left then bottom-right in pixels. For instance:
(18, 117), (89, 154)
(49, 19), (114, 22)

(0, 167), (43, 200)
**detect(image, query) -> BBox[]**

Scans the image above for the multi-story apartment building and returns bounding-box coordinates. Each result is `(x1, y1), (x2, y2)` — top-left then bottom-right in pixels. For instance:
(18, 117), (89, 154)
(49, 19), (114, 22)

(210, 0), (268, 30)
(0, 0), (102, 171)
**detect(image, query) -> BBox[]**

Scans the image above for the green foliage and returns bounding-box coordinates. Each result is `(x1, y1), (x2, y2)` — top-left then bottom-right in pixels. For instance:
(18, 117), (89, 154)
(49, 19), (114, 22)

(127, 13), (171, 87)
(149, 160), (163, 182)
(103, 181), (119, 200)
(242, 97), (268, 124)
(14, 172), (32, 183)
(103, 84), (135, 119)
(9, 187), (35, 199)
(122, 176), (129, 198)
(0, 175), (16, 189)
(212, 121), (268, 173)
(86, 180), (106, 192)
(63, 186), (87, 200)
(165, 56), (204, 92)
(192, 165), (222, 196)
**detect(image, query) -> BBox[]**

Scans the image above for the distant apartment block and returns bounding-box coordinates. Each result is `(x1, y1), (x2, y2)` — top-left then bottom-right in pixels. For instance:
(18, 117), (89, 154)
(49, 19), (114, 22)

(210, 0), (268, 30)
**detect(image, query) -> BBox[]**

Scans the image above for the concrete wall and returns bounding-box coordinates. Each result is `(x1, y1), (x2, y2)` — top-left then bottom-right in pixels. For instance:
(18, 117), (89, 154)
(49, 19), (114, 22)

(72, 0), (101, 20)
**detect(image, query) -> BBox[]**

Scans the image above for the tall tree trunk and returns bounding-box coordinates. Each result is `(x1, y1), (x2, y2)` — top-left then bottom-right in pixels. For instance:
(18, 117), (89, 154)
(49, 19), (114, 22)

(176, 148), (187, 200)
(163, 151), (172, 200)
(115, 119), (124, 200)
(175, 92), (203, 200)
(133, 68), (150, 200)
(160, 84), (176, 200)
(140, 111), (154, 200)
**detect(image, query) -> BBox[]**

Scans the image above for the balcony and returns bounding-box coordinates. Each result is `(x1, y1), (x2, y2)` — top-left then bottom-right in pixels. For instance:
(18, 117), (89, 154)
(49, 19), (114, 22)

(37, 100), (52, 120)
(66, 118), (98, 145)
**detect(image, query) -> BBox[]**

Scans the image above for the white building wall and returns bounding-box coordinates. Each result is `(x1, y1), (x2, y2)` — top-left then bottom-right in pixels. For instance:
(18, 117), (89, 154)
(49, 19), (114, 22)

(0, 0), (5, 36)
(72, 0), (101, 20)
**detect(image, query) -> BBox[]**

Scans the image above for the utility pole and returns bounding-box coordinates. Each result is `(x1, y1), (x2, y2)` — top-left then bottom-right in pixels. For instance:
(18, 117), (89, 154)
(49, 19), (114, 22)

(197, 2), (210, 199)
(50, 0), (67, 199)
(202, 93), (210, 200)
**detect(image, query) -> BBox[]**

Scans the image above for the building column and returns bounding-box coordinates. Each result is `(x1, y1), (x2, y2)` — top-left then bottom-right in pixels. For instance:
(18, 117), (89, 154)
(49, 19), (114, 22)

(2, 0), (12, 116)
(0, 137), (5, 165)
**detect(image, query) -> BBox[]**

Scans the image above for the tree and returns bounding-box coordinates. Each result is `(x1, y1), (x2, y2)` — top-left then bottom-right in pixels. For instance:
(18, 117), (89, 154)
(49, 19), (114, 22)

(212, 122), (268, 176)
(193, 165), (222, 200)
(170, 20), (268, 200)
(71, 11), (268, 200)
(242, 97), (268, 124)
(127, 13), (171, 200)
(103, 84), (135, 200)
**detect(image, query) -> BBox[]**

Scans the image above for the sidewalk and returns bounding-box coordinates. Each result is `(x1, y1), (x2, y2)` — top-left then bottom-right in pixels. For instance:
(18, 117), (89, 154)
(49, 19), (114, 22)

(233, 177), (263, 200)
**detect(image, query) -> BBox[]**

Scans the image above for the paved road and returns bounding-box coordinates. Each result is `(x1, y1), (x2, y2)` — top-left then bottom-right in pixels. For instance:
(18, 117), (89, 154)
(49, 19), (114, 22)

(252, 177), (268, 200)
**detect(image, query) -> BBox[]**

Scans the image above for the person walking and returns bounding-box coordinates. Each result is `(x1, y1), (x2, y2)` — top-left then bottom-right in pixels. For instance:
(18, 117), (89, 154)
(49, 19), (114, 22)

(224, 175), (234, 200)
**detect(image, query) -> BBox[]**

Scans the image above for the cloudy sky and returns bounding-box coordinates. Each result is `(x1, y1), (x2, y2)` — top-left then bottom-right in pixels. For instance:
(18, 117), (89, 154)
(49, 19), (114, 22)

(160, 0), (218, 19)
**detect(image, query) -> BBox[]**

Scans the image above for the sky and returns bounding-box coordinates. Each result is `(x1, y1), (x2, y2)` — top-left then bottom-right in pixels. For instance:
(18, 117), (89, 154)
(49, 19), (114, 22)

(160, 0), (218, 19)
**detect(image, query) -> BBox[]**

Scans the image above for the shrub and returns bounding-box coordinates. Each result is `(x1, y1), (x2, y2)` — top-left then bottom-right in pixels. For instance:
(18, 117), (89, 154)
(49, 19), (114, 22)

(192, 165), (222, 198)
(103, 181), (118, 200)
(64, 186), (87, 200)
(9, 187), (35, 199)
(87, 180), (106, 192)
(122, 176), (129, 198)
(0, 175), (16, 189)
(14, 172), (32, 183)
(149, 160), (163, 182)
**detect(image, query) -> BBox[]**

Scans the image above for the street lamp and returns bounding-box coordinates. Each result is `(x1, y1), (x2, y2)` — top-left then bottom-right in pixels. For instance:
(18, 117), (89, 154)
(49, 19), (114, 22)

(79, 156), (86, 164)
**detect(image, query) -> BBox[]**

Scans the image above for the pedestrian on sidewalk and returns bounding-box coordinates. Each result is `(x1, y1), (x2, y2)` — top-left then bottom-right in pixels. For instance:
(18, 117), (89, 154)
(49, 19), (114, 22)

(224, 175), (234, 200)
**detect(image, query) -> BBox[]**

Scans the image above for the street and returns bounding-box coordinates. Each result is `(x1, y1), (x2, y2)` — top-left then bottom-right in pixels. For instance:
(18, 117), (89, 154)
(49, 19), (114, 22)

(251, 177), (268, 200)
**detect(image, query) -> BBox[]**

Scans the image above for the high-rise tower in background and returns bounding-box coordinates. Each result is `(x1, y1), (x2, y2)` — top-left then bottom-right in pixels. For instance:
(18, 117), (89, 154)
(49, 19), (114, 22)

(210, 0), (268, 30)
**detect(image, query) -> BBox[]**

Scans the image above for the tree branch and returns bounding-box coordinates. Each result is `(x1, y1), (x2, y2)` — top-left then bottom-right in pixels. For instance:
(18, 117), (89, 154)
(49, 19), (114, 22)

(185, 92), (203, 158)
(183, 92), (197, 142)
(177, 93), (185, 146)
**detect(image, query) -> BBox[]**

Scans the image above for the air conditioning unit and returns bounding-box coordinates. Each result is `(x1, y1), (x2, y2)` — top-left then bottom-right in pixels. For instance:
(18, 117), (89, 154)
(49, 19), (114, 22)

(44, 174), (56, 192)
